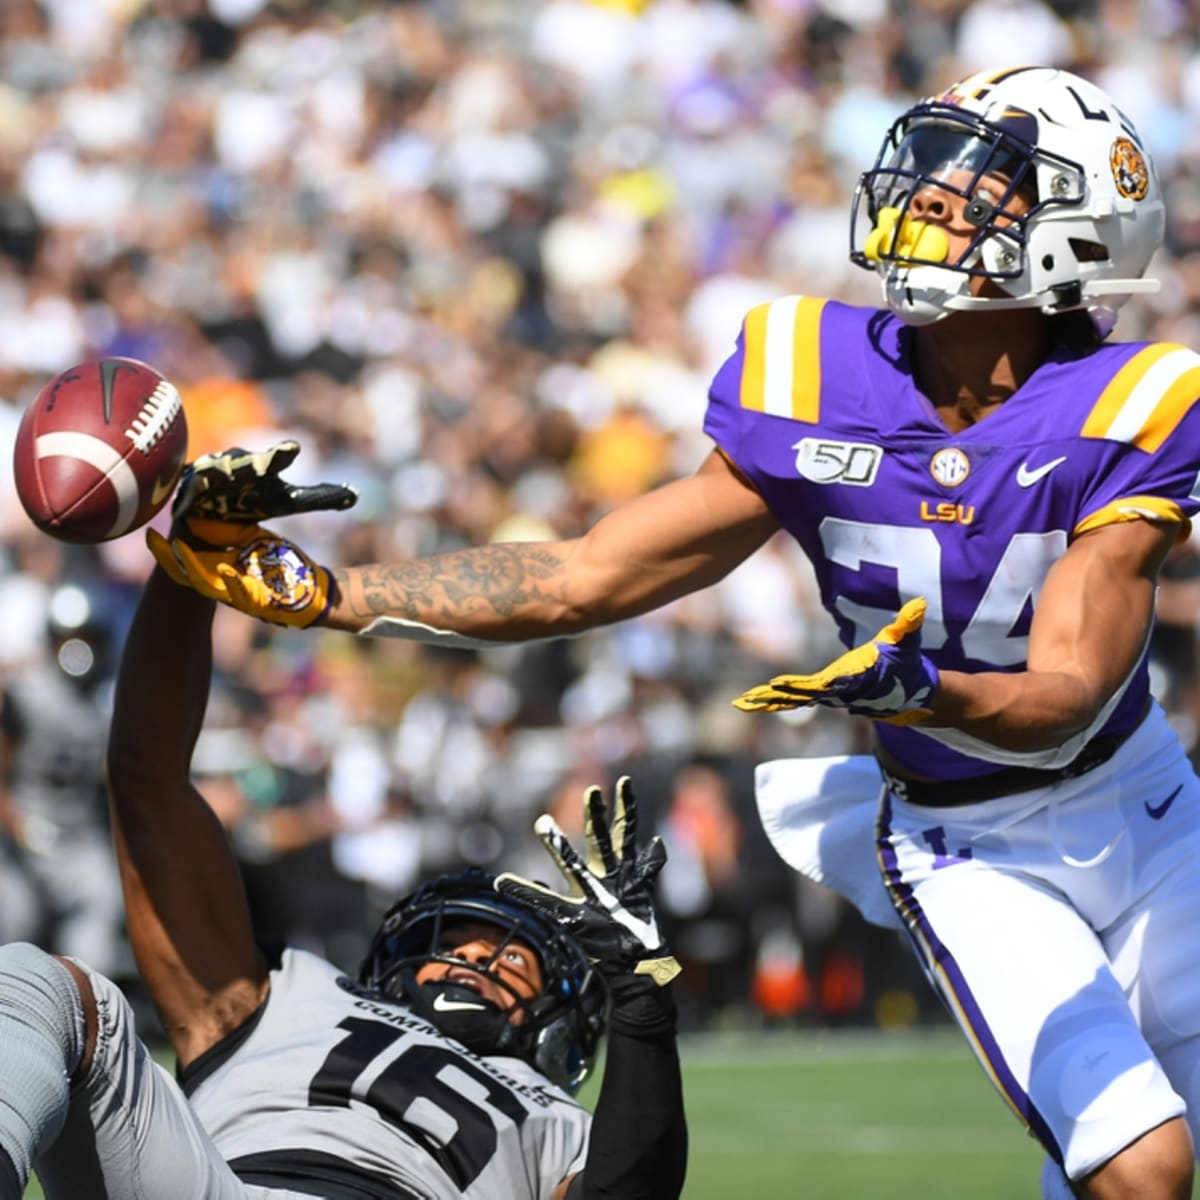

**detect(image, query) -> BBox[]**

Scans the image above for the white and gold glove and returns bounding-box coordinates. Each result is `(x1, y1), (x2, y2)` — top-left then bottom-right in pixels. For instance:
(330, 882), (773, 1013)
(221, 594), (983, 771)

(170, 440), (357, 527)
(496, 777), (680, 1000)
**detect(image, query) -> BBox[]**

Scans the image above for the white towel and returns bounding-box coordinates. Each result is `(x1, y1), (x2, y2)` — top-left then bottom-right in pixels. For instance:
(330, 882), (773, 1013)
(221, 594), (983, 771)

(755, 755), (902, 931)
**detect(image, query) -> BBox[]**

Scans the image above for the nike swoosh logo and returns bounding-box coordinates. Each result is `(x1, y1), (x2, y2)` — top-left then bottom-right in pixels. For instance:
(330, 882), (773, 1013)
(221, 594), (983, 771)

(1016, 456), (1067, 487)
(855, 680), (907, 712)
(99, 358), (140, 425)
(1145, 784), (1184, 821)
(150, 471), (179, 508)
(432, 993), (487, 1013)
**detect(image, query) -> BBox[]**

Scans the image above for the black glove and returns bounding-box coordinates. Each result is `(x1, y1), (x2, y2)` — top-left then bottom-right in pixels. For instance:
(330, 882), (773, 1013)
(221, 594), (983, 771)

(496, 777), (680, 1003)
(170, 440), (358, 529)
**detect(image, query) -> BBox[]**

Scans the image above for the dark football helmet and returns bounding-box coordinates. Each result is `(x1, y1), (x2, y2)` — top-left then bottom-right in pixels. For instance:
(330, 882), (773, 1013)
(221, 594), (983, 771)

(359, 868), (607, 1093)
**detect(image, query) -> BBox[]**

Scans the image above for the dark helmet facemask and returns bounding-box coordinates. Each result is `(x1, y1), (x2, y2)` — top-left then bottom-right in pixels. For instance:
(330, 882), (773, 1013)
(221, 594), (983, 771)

(851, 108), (1049, 282)
(359, 869), (607, 1093)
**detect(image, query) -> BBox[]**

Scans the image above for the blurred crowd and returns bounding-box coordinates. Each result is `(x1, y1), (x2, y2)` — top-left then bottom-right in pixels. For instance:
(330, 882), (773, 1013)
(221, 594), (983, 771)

(3, 0), (1200, 1033)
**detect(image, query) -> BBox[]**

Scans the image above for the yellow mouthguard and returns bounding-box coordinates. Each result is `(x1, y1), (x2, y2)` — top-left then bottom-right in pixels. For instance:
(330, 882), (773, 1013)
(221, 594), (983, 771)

(864, 207), (950, 264)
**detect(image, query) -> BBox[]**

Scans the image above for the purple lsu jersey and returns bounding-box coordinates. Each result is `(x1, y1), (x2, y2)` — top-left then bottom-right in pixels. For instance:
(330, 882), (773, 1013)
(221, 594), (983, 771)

(705, 296), (1200, 780)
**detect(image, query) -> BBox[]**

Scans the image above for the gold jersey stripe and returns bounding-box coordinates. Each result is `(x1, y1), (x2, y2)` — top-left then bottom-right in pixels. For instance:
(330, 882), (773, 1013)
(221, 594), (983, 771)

(1081, 344), (1178, 438)
(739, 296), (826, 420)
(1074, 495), (1189, 541)
(1083, 344), (1200, 451)
(1135, 363), (1200, 453)
(738, 303), (770, 412)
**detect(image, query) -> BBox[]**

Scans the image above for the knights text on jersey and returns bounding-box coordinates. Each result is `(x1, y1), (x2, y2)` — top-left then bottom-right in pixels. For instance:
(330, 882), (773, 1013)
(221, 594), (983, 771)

(180, 948), (590, 1200)
(705, 296), (1200, 778)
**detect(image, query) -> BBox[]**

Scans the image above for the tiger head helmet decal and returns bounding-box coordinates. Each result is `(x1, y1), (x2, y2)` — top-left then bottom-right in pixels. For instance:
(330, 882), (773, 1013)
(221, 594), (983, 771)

(1110, 137), (1150, 202)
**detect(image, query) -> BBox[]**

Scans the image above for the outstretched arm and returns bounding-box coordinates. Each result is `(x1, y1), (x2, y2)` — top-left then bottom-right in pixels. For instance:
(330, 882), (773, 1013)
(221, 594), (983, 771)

(558, 989), (685, 1200)
(329, 449), (775, 640)
(150, 449), (779, 642)
(498, 779), (687, 1200)
(105, 568), (267, 1068)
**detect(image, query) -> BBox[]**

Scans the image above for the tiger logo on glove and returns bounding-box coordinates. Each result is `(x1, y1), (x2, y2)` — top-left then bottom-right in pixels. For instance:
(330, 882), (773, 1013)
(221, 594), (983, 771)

(239, 536), (324, 615)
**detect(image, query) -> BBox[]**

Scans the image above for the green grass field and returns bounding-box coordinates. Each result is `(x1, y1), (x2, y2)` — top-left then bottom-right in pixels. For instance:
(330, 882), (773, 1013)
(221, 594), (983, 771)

(667, 1028), (1043, 1198)
(55, 1024), (1200, 1197)
(26, 1027), (1048, 1198)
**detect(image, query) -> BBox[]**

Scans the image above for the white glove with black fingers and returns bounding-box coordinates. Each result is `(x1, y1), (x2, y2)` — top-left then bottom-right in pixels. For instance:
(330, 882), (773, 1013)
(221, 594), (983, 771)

(171, 440), (358, 529)
(496, 777), (680, 1003)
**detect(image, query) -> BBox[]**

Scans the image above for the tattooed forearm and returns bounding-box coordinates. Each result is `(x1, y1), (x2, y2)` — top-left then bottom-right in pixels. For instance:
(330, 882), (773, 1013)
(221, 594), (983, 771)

(330, 544), (572, 633)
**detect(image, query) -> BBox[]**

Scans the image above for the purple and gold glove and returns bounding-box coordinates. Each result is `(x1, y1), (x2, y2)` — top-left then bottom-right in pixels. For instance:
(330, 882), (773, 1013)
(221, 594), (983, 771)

(732, 597), (939, 726)
(147, 518), (333, 629)
(495, 777), (680, 1000)
(148, 441), (349, 628)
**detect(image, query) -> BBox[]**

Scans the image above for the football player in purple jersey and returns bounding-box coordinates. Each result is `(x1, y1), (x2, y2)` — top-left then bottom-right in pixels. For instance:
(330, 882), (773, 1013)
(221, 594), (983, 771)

(153, 66), (1200, 1198)
(0, 503), (686, 1195)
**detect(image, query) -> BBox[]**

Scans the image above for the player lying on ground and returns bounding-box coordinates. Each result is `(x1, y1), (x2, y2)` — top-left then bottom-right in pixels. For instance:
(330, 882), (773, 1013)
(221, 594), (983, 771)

(0, 554), (686, 1199)
(151, 66), (1200, 1200)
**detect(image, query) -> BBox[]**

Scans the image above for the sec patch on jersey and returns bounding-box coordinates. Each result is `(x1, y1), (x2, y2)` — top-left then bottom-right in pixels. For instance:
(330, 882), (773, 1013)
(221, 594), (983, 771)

(13, 357), (188, 543)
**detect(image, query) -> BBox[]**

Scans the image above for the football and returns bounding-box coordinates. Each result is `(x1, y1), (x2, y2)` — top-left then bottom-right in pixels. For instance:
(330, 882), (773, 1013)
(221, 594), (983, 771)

(13, 357), (189, 544)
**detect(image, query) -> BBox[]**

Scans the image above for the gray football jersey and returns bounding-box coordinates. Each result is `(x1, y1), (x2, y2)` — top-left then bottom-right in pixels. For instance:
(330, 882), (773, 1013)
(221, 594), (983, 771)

(181, 947), (591, 1199)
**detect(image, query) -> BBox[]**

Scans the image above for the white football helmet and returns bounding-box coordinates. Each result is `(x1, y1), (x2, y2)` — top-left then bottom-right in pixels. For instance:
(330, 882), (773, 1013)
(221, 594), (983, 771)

(849, 67), (1164, 335)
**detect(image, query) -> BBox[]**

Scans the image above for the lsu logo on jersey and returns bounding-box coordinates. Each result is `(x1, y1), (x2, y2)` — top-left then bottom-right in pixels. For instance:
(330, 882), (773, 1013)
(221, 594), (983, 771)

(920, 501), (976, 525)
(794, 438), (881, 486)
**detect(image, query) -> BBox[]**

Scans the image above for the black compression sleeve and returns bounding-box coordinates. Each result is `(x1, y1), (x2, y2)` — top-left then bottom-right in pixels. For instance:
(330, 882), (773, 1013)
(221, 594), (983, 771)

(0, 1144), (20, 1200)
(578, 986), (687, 1200)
